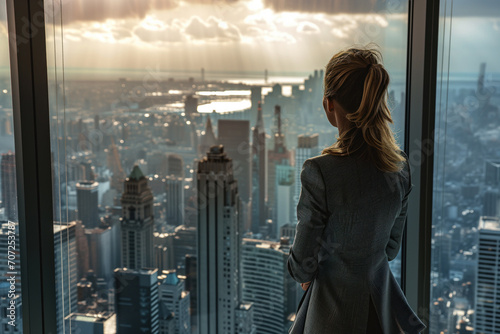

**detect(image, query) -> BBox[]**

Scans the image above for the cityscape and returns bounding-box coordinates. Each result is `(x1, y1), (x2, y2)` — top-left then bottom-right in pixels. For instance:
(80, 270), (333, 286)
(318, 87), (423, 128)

(0, 0), (500, 333)
(0, 60), (498, 333)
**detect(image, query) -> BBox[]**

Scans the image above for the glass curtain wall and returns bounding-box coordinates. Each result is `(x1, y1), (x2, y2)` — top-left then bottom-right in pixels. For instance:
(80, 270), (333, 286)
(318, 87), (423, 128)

(430, 1), (500, 333)
(0, 1), (22, 333)
(44, 0), (410, 333)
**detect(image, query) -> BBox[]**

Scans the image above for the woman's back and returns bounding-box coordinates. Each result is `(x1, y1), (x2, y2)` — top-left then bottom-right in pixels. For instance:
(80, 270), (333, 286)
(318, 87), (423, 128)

(288, 152), (425, 333)
(287, 46), (425, 333)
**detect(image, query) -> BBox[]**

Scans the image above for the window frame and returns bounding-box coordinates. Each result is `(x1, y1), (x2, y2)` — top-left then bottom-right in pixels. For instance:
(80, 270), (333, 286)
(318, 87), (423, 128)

(5, 0), (440, 332)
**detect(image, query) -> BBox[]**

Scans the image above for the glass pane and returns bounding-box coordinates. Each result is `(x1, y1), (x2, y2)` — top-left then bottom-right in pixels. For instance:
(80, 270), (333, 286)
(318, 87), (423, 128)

(45, 0), (409, 332)
(431, 1), (500, 333)
(0, 1), (23, 332)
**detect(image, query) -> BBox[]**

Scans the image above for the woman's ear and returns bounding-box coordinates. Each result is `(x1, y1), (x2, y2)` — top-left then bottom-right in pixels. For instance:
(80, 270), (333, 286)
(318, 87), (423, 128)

(323, 97), (334, 114)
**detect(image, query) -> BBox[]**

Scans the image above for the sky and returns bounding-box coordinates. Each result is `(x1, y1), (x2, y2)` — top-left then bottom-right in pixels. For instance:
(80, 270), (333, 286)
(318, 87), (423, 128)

(1, 0), (500, 78)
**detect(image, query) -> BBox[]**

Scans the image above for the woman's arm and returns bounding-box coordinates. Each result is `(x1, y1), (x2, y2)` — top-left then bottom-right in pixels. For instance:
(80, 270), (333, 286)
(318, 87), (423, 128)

(386, 157), (413, 261)
(287, 158), (329, 283)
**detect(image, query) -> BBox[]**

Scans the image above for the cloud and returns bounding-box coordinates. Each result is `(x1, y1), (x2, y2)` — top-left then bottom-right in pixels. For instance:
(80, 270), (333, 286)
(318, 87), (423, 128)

(297, 21), (320, 34)
(57, 0), (242, 25)
(263, 0), (382, 14)
(134, 19), (183, 43)
(245, 26), (296, 43)
(184, 16), (241, 42)
(59, 0), (178, 24)
(134, 25), (183, 43)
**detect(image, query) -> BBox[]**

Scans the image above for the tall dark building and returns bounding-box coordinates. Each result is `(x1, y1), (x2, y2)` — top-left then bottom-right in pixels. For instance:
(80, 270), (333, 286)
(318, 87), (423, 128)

(250, 86), (262, 112)
(197, 145), (255, 334)
(217, 120), (252, 231)
(1, 151), (17, 221)
(76, 180), (99, 228)
(267, 105), (292, 226)
(114, 268), (159, 334)
(485, 160), (500, 187)
(251, 102), (267, 234)
(120, 165), (154, 269)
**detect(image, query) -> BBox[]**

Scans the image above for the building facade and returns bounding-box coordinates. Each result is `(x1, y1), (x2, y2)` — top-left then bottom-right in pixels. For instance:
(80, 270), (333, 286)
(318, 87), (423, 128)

(196, 145), (255, 334)
(120, 165), (154, 269)
(114, 268), (159, 334)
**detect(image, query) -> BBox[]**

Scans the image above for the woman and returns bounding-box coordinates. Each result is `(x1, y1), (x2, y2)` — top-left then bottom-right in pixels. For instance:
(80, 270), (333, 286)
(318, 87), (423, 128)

(287, 47), (426, 333)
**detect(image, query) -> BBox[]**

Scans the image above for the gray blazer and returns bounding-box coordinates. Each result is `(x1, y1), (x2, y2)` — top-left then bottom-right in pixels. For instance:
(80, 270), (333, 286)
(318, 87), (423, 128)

(287, 152), (426, 333)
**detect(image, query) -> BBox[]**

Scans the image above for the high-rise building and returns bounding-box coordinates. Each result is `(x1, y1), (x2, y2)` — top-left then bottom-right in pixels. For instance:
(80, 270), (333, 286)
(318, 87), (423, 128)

(294, 134), (320, 221)
(85, 226), (114, 283)
(107, 137), (127, 193)
(485, 160), (500, 187)
(64, 312), (116, 334)
(483, 190), (500, 217)
(217, 120), (252, 203)
(251, 102), (267, 234)
(185, 254), (197, 324)
(250, 86), (262, 112)
(114, 268), (159, 334)
(475, 216), (500, 333)
(267, 105), (292, 224)
(241, 238), (299, 334)
(76, 180), (99, 229)
(54, 222), (78, 334)
(158, 270), (191, 334)
(120, 165), (154, 269)
(275, 165), (295, 237)
(1, 151), (17, 222)
(173, 225), (197, 273)
(166, 175), (184, 226)
(196, 145), (256, 334)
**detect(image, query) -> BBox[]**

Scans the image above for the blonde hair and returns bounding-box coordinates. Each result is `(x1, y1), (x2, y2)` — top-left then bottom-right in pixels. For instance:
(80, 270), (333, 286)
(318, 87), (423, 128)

(322, 46), (405, 173)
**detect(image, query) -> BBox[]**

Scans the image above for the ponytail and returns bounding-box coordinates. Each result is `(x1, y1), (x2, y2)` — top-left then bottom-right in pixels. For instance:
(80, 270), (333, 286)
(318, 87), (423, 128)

(322, 46), (405, 173)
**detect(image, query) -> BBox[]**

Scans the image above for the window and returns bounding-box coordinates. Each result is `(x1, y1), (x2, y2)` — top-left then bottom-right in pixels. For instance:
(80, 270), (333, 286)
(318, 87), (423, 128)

(44, 1), (410, 332)
(431, 1), (500, 332)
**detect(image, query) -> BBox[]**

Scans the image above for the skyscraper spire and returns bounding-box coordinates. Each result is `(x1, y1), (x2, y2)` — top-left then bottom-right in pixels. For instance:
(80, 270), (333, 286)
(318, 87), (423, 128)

(274, 105), (285, 152)
(198, 116), (218, 158)
(255, 101), (265, 134)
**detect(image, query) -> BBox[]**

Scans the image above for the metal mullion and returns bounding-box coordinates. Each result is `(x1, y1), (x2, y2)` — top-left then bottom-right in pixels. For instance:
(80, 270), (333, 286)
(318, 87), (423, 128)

(403, 0), (440, 329)
(7, 0), (57, 333)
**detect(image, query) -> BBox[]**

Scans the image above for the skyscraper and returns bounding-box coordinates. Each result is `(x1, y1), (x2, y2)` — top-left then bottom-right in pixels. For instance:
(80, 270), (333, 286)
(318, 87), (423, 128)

(475, 216), (500, 333)
(1, 151), (17, 222)
(114, 268), (159, 334)
(54, 222), (78, 334)
(275, 165), (295, 237)
(158, 270), (191, 334)
(217, 120), (252, 203)
(294, 134), (320, 221)
(241, 238), (299, 334)
(120, 165), (154, 269)
(485, 160), (500, 187)
(267, 105), (292, 226)
(76, 180), (99, 229)
(251, 102), (267, 234)
(196, 145), (255, 334)
(166, 175), (184, 226)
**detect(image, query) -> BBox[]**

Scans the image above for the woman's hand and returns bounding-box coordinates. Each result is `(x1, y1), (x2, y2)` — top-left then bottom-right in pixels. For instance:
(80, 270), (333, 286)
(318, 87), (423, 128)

(301, 281), (311, 291)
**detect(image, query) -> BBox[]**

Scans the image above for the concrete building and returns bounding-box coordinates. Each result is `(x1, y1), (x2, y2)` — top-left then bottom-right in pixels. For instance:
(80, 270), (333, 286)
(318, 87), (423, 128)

(475, 216), (500, 333)
(196, 145), (256, 334)
(114, 268), (159, 334)
(120, 165), (154, 269)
